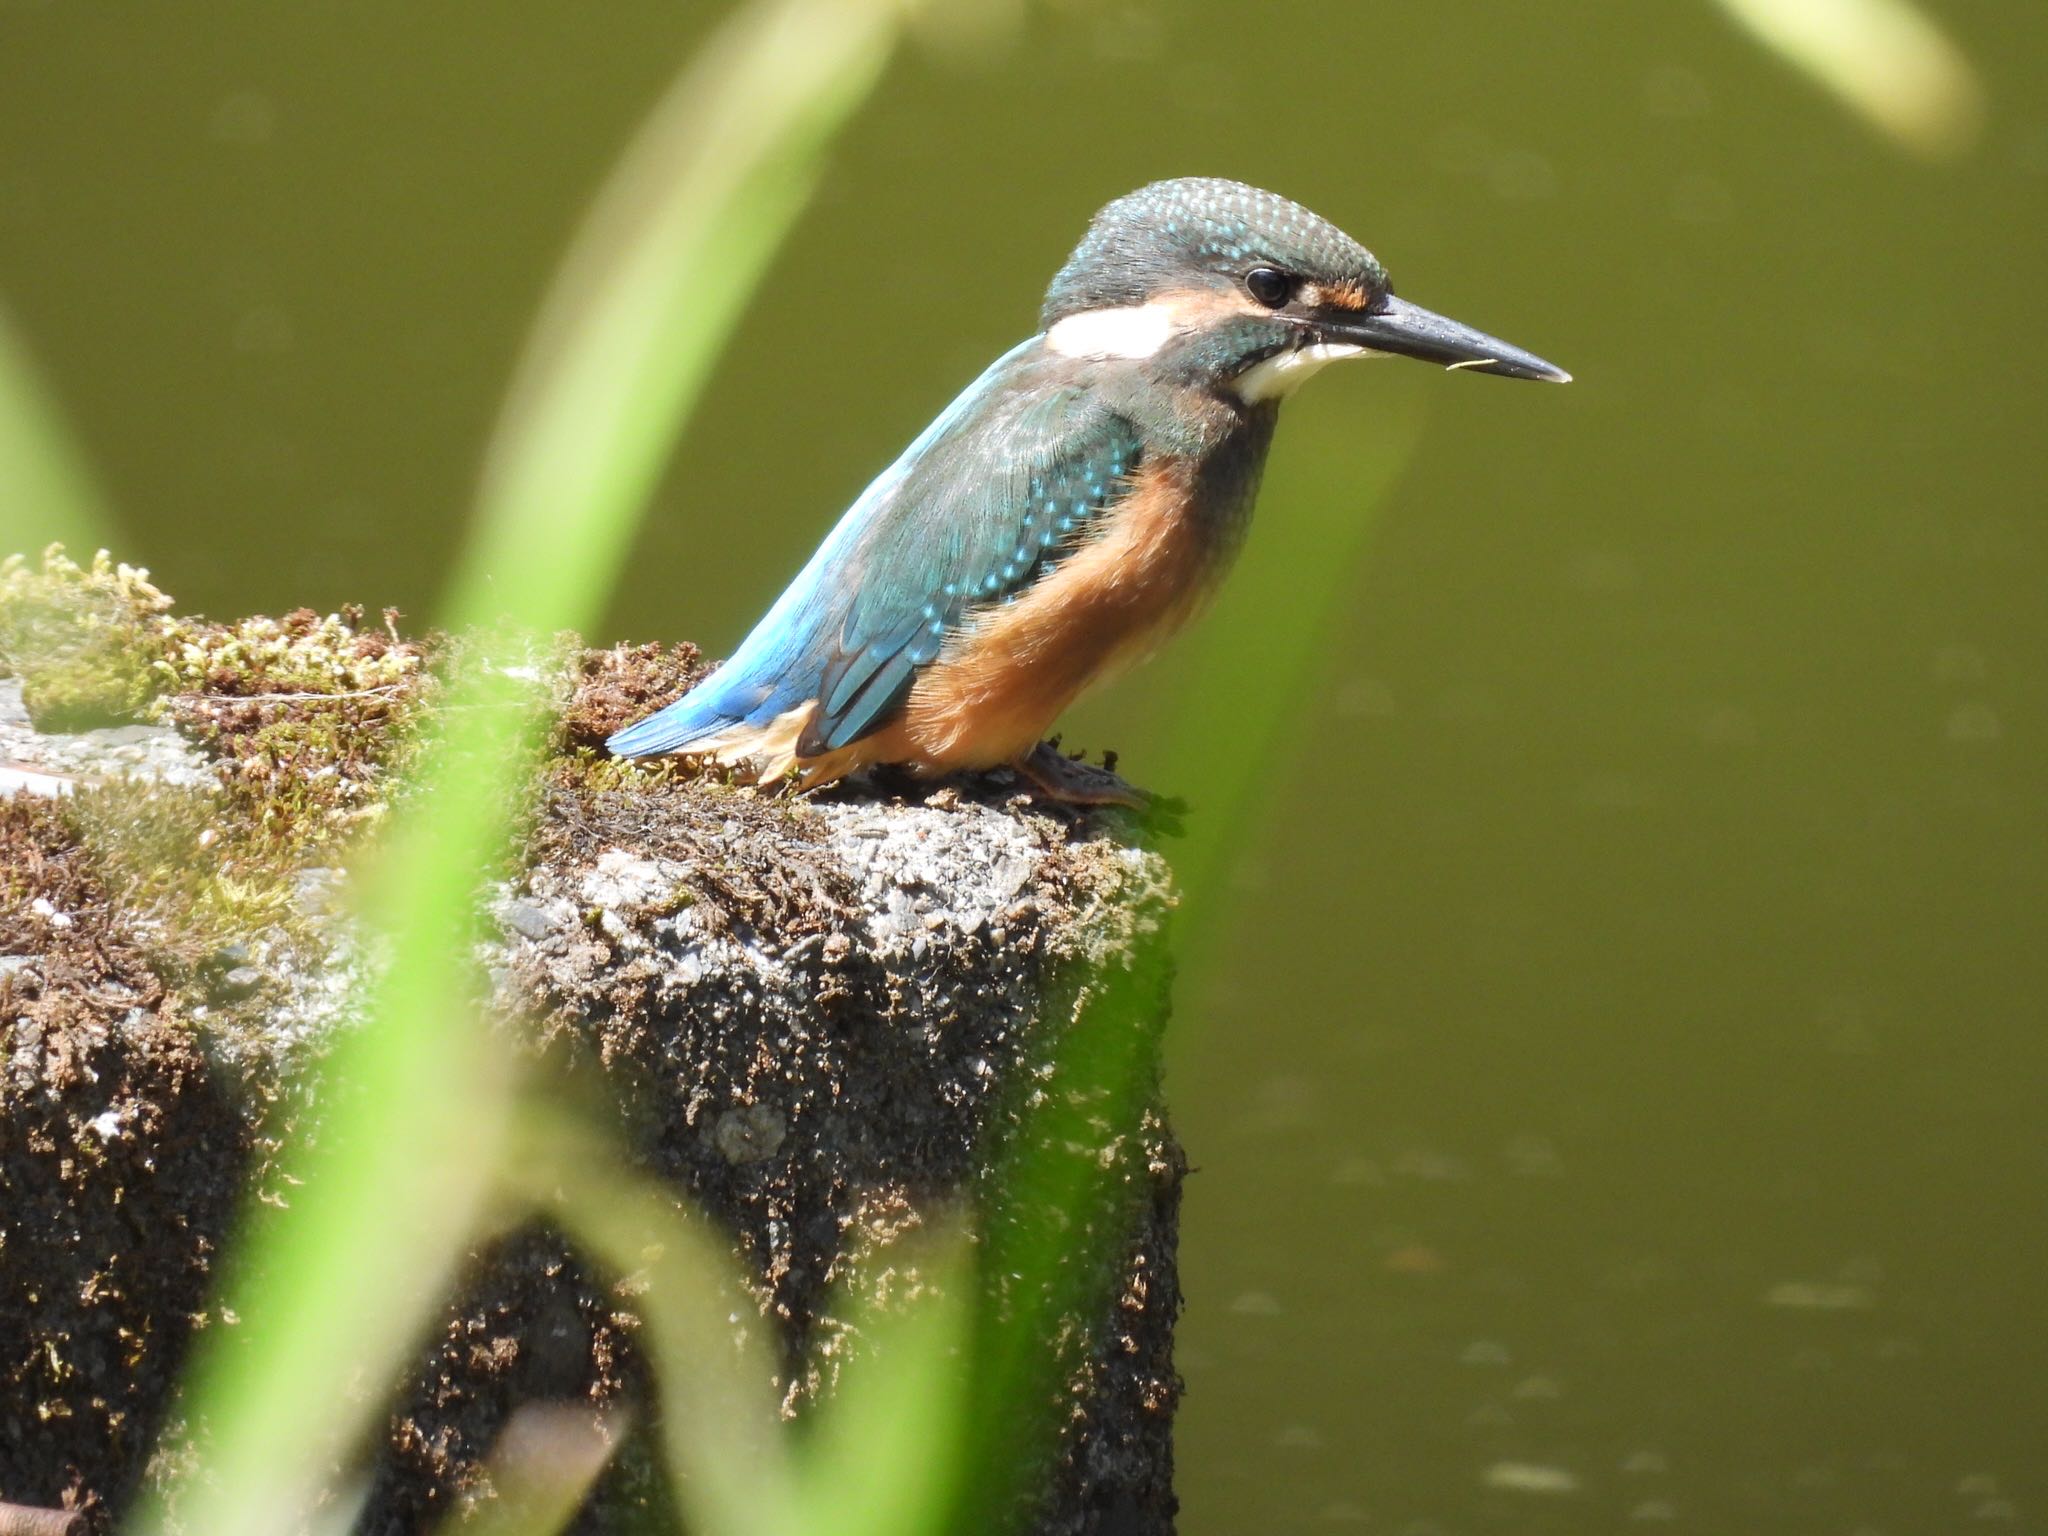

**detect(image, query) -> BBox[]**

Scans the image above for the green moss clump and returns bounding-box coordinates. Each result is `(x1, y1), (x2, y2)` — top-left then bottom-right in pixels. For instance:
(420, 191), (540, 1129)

(549, 639), (707, 753)
(0, 545), (176, 729)
(156, 604), (422, 701)
(47, 593), (432, 1025)
(63, 776), (305, 982)
(157, 605), (430, 861)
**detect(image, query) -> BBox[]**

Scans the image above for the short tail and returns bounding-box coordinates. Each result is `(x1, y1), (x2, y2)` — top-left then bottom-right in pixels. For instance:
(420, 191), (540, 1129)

(609, 571), (834, 763)
(605, 687), (739, 758)
(606, 665), (817, 781)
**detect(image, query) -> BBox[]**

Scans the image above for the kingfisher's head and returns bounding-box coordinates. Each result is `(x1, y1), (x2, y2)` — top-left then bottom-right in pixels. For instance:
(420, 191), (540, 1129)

(1040, 177), (1568, 400)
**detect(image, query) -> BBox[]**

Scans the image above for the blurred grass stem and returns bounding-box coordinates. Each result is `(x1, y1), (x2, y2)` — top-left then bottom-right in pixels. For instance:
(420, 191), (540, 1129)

(127, 4), (926, 1533)
(1712, 0), (1985, 160)
(0, 303), (115, 556)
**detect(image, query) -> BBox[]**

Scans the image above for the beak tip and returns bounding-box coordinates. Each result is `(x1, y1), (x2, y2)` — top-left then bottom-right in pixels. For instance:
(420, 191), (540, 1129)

(1458, 356), (1571, 384)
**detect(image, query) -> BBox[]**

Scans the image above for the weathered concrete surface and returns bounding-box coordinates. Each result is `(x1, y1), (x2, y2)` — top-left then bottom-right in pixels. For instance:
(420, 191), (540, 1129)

(0, 640), (1183, 1534)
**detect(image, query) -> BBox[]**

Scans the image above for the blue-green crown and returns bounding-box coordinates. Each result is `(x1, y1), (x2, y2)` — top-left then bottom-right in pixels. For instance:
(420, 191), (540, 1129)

(1040, 177), (1388, 327)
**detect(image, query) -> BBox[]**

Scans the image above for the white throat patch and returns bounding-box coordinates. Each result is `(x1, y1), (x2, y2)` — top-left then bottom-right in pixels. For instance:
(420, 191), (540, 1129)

(1044, 303), (1178, 361)
(1233, 342), (1381, 404)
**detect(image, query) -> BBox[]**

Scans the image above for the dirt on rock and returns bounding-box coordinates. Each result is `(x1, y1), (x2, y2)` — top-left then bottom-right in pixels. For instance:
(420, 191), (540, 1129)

(0, 797), (250, 1528)
(0, 610), (1184, 1536)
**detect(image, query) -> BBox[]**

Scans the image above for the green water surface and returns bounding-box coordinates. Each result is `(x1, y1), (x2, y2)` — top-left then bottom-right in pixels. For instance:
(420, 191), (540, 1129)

(3, 2), (2043, 1530)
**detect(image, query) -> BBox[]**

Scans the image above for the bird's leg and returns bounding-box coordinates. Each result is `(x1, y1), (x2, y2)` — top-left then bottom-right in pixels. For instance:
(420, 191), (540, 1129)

(1010, 741), (1150, 810)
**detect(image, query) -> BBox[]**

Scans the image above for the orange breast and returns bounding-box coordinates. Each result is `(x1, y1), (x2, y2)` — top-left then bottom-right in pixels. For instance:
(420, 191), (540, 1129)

(863, 458), (1218, 774)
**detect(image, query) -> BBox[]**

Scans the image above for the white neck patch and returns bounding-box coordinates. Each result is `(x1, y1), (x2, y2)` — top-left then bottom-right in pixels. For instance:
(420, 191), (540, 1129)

(1233, 342), (1381, 404)
(1044, 303), (1179, 361)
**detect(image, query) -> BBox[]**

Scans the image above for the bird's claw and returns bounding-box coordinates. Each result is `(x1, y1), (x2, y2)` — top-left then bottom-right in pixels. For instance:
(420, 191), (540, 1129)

(1012, 742), (1152, 811)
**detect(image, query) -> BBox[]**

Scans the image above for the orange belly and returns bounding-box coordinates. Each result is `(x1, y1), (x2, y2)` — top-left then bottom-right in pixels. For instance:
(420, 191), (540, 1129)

(794, 458), (1215, 785)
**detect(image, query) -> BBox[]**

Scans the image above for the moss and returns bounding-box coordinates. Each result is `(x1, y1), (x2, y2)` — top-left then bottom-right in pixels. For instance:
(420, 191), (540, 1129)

(1, 548), (441, 1028)
(551, 640), (708, 754)
(0, 546), (177, 730)
(155, 604), (430, 863)
(61, 778), (306, 1003)
(2, 545), (431, 864)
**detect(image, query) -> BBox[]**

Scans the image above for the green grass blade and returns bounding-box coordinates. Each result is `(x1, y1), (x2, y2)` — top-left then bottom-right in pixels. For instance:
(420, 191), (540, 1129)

(952, 939), (1171, 1533)
(950, 411), (1422, 1529)
(123, 677), (536, 1536)
(448, 0), (908, 638)
(0, 301), (115, 556)
(126, 4), (924, 1531)
(793, 1228), (974, 1536)
(511, 1107), (803, 1536)
(437, 1404), (625, 1536)
(1710, 0), (1984, 160)
(1157, 408), (1423, 956)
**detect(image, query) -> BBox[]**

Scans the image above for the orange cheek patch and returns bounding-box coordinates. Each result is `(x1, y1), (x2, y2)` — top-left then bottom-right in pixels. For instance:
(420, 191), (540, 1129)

(1309, 280), (1374, 311)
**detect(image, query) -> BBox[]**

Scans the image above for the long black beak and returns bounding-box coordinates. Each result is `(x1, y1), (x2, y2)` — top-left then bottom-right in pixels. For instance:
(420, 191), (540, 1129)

(1326, 294), (1570, 383)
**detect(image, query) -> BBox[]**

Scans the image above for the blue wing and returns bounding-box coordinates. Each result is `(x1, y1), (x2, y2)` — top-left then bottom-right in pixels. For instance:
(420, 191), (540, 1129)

(608, 339), (1144, 759)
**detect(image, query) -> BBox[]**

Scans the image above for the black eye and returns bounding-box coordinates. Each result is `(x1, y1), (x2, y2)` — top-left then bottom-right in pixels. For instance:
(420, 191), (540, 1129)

(1245, 266), (1294, 308)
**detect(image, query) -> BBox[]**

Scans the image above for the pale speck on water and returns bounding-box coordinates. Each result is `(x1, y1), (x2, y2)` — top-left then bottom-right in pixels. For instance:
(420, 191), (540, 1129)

(1576, 772), (1655, 810)
(1393, 1146), (1469, 1182)
(1504, 1134), (1564, 1177)
(1459, 1340), (1512, 1368)
(1944, 702), (2002, 744)
(1481, 1461), (1580, 1494)
(1431, 683), (1500, 724)
(1488, 149), (1558, 203)
(233, 305), (295, 355)
(1332, 678), (1397, 719)
(209, 91), (276, 145)
(1694, 702), (1760, 746)
(1669, 173), (1735, 224)
(1563, 547), (1641, 595)
(1329, 1155), (1386, 1187)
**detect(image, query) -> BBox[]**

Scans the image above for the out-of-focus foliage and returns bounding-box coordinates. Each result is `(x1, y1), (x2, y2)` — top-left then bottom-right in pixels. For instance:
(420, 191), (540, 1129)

(123, 4), (946, 1534)
(0, 307), (112, 555)
(1711, 0), (1984, 159)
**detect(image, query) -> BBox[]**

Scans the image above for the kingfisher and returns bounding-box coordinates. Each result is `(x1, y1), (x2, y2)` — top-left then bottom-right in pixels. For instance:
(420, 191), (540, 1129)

(609, 177), (1567, 804)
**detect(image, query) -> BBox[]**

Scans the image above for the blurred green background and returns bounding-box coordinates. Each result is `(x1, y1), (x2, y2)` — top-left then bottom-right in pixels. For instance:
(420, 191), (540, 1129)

(3, 1), (2044, 1531)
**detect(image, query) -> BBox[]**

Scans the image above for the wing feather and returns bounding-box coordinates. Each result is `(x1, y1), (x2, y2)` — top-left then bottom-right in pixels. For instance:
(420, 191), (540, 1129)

(799, 365), (1144, 753)
(608, 339), (1144, 762)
